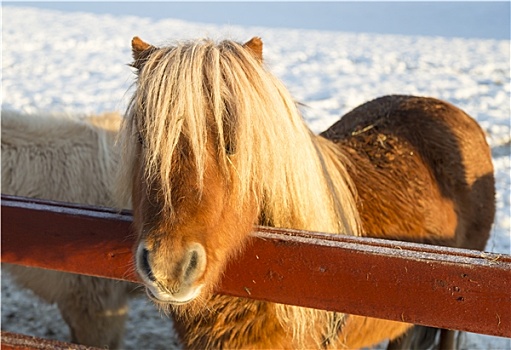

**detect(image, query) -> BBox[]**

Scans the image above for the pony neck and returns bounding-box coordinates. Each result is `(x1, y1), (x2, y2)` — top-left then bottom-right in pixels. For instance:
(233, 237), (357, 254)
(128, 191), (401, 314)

(255, 113), (361, 237)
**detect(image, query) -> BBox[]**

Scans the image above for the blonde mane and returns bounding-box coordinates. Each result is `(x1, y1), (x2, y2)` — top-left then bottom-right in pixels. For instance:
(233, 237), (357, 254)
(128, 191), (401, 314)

(119, 38), (361, 237)
(117, 38), (363, 346)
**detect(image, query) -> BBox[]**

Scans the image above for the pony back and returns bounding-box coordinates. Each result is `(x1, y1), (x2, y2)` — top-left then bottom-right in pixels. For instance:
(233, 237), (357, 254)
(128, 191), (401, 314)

(1, 110), (121, 207)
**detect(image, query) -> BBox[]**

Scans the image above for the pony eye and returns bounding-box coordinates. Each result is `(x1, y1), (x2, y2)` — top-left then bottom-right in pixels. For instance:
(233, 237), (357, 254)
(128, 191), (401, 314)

(225, 139), (235, 155)
(136, 132), (145, 146)
(223, 108), (236, 155)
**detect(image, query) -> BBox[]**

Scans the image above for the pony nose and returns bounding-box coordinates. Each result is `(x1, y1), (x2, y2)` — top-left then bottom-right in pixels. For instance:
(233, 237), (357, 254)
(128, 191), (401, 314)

(136, 242), (207, 288)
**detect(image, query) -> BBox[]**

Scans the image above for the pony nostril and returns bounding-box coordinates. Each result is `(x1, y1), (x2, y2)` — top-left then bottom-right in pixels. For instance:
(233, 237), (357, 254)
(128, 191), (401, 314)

(182, 244), (206, 283)
(140, 248), (156, 282)
(184, 250), (199, 281)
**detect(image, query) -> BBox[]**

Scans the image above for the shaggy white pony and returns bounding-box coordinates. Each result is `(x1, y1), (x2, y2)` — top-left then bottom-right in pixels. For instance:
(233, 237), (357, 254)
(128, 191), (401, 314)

(1, 110), (132, 349)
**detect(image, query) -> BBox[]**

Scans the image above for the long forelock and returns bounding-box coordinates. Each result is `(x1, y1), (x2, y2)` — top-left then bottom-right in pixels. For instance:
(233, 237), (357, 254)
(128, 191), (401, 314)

(124, 40), (232, 209)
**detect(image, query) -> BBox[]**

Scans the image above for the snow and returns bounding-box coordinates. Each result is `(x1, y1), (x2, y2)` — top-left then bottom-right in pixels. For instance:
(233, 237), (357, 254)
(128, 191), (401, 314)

(1, 5), (510, 350)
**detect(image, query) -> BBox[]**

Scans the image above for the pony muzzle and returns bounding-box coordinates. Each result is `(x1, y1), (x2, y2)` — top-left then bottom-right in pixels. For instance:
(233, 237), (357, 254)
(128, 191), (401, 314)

(136, 242), (206, 304)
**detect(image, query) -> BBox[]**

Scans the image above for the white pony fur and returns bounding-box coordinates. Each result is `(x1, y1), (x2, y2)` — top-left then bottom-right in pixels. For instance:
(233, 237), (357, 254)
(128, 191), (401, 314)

(1, 110), (132, 349)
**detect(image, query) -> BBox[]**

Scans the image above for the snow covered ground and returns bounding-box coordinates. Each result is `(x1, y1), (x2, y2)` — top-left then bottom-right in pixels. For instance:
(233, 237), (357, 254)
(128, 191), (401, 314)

(2, 5), (510, 350)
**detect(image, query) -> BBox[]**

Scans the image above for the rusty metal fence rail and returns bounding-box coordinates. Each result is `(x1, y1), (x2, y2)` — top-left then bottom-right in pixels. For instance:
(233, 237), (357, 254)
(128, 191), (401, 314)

(2, 194), (510, 345)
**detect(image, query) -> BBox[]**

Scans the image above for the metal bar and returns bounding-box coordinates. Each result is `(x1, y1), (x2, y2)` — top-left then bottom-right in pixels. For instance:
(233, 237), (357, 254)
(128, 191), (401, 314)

(1, 195), (510, 338)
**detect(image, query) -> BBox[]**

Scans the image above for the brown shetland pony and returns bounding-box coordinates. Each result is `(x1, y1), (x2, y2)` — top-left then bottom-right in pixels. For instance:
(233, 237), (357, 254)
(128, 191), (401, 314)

(117, 36), (495, 349)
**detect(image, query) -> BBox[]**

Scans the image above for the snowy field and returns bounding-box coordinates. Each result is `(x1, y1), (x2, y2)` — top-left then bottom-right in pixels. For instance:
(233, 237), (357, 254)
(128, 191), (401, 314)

(2, 5), (510, 350)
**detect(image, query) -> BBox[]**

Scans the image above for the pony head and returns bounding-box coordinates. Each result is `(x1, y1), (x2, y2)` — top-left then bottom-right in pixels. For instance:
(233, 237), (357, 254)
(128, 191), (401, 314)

(118, 36), (360, 310)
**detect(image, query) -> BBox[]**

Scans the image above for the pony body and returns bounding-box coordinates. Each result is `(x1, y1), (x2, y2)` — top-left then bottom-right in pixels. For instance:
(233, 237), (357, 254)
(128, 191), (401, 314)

(120, 37), (495, 349)
(2, 111), (120, 205)
(1, 110), (132, 348)
(324, 95), (495, 250)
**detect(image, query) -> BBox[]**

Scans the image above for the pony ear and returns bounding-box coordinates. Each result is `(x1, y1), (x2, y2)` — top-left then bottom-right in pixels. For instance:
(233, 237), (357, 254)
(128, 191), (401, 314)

(243, 37), (263, 62)
(131, 36), (156, 70)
